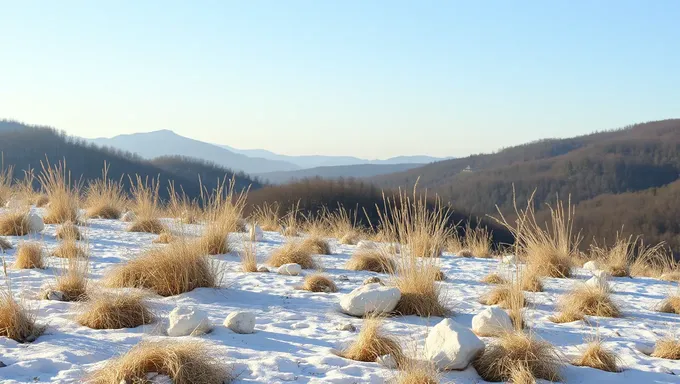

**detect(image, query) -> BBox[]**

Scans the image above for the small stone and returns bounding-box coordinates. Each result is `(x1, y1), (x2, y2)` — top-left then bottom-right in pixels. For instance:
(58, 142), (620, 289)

(167, 306), (211, 337)
(43, 290), (64, 301)
(337, 275), (350, 281)
(277, 263), (302, 276)
(582, 260), (600, 271)
(471, 306), (513, 337)
(224, 311), (256, 334)
(336, 323), (356, 332)
(363, 276), (383, 285)
(0, 361), (7, 367)
(339, 283), (401, 317)
(377, 354), (398, 369)
(257, 265), (269, 273)
(27, 213), (44, 233)
(121, 211), (136, 222)
(249, 224), (264, 242)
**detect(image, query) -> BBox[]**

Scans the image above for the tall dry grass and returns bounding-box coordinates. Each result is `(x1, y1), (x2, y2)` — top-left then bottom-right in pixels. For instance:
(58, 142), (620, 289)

(77, 291), (154, 329)
(198, 177), (249, 255)
(0, 157), (13, 207)
(85, 163), (126, 219)
(239, 240), (258, 272)
(54, 257), (90, 302)
(551, 284), (620, 323)
(0, 262), (44, 342)
(14, 241), (45, 269)
(590, 236), (674, 279)
(340, 317), (404, 365)
(266, 241), (317, 269)
(280, 201), (302, 237)
(38, 159), (81, 224)
(323, 205), (361, 244)
(0, 209), (31, 236)
(127, 175), (165, 233)
(449, 222), (493, 257)
(251, 201), (280, 232)
(167, 182), (202, 224)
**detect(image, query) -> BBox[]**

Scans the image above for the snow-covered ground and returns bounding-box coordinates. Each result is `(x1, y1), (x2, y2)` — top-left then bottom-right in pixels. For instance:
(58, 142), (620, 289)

(1, 209), (679, 383)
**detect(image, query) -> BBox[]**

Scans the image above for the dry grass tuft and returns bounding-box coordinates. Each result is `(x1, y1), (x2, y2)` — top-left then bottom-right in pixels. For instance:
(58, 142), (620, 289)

(77, 291), (154, 329)
(394, 360), (439, 384)
(340, 317), (404, 364)
(128, 218), (166, 234)
(482, 273), (507, 285)
(661, 271), (680, 282)
(251, 202), (280, 232)
(463, 222), (493, 258)
(551, 285), (620, 323)
(198, 177), (249, 254)
(105, 239), (220, 296)
(153, 232), (175, 244)
(393, 261), (448, 317)
(434, 268), (446, 281)
(520, 266), (544, 292)
(473, 331), (562, 382)
(34, 194), (49, 207)
(0, 160), (13, 207)
(86, 340), (233, 384)
(239, 241), (258, 273)
(480, 284), (526, 310)
(573, 340), (620, 372)
(38, 159), (80, 224)
(127, 175), (165, 234)
(197, 225), (230, 255)
(301, 236), (331, 255)
(55, 258), (90, 302)
(323, 205), (361, 245)
(0, 289), (44, 343)
(592, 235), (672, 279)
(167, 182), (203, 224)
(651, 337), (680, 360)
(346, 249), (396, 273)
(0, 209), (30, 236)
(85, 163), (126, 219)
(14, 242), (45, 269)
(52, 239), (87, 258)
(56, 221), (82, 240)
(299, 273), (337, 292)
(279, 202), (302, 237)
(267, 241), (317, 269)
(0, 237), (12, 250)
(658, 294), (680, 314)
(457, 249), (474, 258)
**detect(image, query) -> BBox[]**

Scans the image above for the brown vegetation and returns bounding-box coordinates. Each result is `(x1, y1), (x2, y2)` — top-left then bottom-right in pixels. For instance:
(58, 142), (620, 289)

(340, 317), (404, 365)
(0, 289), (43, 343)
(266, 241), (317, 269)
(14, 242), (44, 269)
(38, 160), (80, 224)
(77, 292), (154, 329)
(0, 209), (30, 236)
(299, 274), (337, 293)
(551, 285), (620, 323)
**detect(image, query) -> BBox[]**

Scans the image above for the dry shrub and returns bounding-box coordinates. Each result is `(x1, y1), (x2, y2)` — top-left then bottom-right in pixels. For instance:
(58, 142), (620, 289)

(301, 236), (331, 255)
(457, 249), (474, 258)
(199, 177), (249, 254)
(0, 289), (43, 343)
(463, 222), (493, 258)
(0, 160), (13, 207)
(346, 249), (396, 273)
(658, 294), (680, 314)
(56, 221), (82, 240)
(323, 205), (361, 244)
(38, 159), (80, 224)
(0, 237), (12, 250)
(551, 285), (620, 323)
(651, 337), (680, 360)
(52, 239), (86, 258)
(239, 241), (258, 272)
(482, 273), (507, 285)
(520, 266), (544, 292)
(86, 340), (232, 384)
(434, 268), (446, 281)
(480, 284), (526, 310)
(153, 232), (175, 244)
(473, 331), (562, 382)
(167, 182), (202, 224)
(340, 317), (404, 364)
(35, 194), (49, 207)
(267, 241), (317, 269)
(55, 258), (90, 301)
(14, 242), (44, 269)
(251, 201), (280, 232)
(77, 291), (154, 329)
(279, 201), (301, 237)
(0, 209), (30, 236)
(85, 163), (126, 219)
(494, 191), (580, 278)
(105, 239), (220, 296)
(573, 340), (620, 372)
(299, 273), (337, 292)
(394, 360), (439, 384)
(127, 175), (165, 234)
(197, 224), (230, 255)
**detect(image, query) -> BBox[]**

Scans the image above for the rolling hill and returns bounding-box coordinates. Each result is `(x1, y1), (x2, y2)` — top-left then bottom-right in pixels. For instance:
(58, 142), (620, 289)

(255, 163), (424, 184)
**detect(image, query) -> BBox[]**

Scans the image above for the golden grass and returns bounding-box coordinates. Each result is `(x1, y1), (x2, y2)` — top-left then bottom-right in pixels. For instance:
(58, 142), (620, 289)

(299, 273), (337, 292)
(473, 331), (562, 382)
(480, 284), (526, 310)
(279, 201), (301, 237)
(167, 182), (203, 224)
(0, 209), (30, 236)
(35, 194), (49, 207)
(0, 289), (44, 343)
(0, 237), (12, 250)
(198, 177), (249, 254)
(105, 239), (220, 296)
(38, 159), (80, 224)
(266, 241), (317, 269)
(52, 239), (87, 258)
(434, 268), (446, 281)
(54, 258), (90, 302)
(658, 294), (680, 314)
(127, 175), (165, 234)
(520, 266), (544, 292)
(463, 222), (493, 258)
(323, 205), (361, 244)
(197, 224), (230, 255)
(481, 273), (507, 285)
(239, 241), (258, 273)
(394, 360), (439, 384)
(346, 249), (396, 273)
(86, 340), (232, 384)
(301, 236), (331, 255)
(551, 285), (620, 323)
(153, 232), (175, 244)
(340, 317), (404, 365)
(0, 160), (13, 208)
(591, 235), (672, 279)
(85, 163), (126, 219)
(251, 201), (280, 232)
(573, 340), (620, 372)
(77, 291), (154, 329)
(56, 221), (82, 240)
(651, 337), (680, 360)
(393, 260), (448, 317)
(14, 242), (45, 269)
(457, 249), (474, 258)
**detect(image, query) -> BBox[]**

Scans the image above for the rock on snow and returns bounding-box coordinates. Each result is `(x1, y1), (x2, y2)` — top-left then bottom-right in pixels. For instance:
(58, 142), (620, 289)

(339, 283), (401, 317)
(425, 318), (485, 370)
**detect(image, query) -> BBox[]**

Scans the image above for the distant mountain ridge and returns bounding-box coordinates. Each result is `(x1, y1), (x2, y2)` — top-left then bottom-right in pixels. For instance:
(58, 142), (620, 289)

(255, 163), (424, 184)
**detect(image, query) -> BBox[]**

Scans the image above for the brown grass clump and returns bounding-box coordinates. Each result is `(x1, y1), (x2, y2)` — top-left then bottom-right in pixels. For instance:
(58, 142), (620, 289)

(0, 209), (30, 236)
(86, 340), (233, 384)
(0, 289), (44, 343)
(551, 285), (620, 323)
(658, 294), (680, 314)
(340, 317), (404, 365)
(473, 331), (562, 382)
(197, 225), (230, 255)
(77, 292), (154, 329)
(167, 182), (203, 224)
(346, 249), (396, 273)
(573, 340), (620, 372)
(0, 160), (13, 207)
(105, 239), (220, 296)
(394, 360), (439, 384)
(301, 236), (331, 255)
(0, 237), (12, 250)
(480, 284), (526, 310)
(267, 241), (317, 269)
(323, 205), (361, 244)
(128, 219), (166, 234)
(520, 267), (544, 292)
(14, 242), (45, 269)
(463, 222), (493, 258)
(482, 273), (507, 285)
(393, 261), (448, 317)
(52, 239), (86, 258)
(251, 201), (280, 232)
(127, 175), (165, 234)
(299, 274), (337, 293)
(651, 337), (680, 360)
(38, 160), (80, 224)
(85, 163), (126, 219)
(55, 258), (90, 301)
(279, 202), (301, 237)
(198, 177), (249, 254)
(592, 235), (671, 279)
(56, 221), (82, 240)
(434, 268), (446, 281)
(457, 249), (474, 258)
(35, 194), (49, 207)
(153, 232), (175, 244)
(239, 241), (258, 272)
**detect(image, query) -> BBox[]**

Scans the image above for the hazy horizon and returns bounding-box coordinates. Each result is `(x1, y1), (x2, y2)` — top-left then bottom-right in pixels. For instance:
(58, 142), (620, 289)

(2, 1), (679, 158)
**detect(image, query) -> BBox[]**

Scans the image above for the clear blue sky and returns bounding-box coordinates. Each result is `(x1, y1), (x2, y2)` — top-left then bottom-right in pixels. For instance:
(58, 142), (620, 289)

(1, 1), (678, 159)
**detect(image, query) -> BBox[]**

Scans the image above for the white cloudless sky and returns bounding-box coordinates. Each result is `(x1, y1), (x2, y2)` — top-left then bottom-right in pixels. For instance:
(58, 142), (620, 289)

(1, 1), (679, 159)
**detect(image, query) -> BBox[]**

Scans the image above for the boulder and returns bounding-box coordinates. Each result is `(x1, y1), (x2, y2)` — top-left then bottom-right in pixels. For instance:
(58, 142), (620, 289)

(277, 263), (302, 276)
(26, 213), (44, 233)
(339, 283), (401, 317)
(582, 260), (600, 271)
(167, 306), (211, 337)
(424, 318), (485, 370)
(121, 211), (136, 222)
(224, 311), (256, 334)
(249, 224), (264, 242)
(471, 306), (513, 337)
(586, 275), (610, 291)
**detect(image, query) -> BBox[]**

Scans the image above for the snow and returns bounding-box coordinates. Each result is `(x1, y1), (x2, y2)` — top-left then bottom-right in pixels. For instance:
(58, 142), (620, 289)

(0, 208), (679, 383)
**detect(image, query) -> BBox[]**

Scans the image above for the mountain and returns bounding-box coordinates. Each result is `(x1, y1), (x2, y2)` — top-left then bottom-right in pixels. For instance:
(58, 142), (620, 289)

(220, 144), (447, 168)
(256, 163), (424, 184)
(91, 130), (300, 174)
(375, 119), (680, 253)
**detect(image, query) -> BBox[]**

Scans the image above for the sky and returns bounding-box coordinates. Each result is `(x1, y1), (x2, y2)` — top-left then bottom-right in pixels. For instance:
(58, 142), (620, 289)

(1, 1), (679, 159)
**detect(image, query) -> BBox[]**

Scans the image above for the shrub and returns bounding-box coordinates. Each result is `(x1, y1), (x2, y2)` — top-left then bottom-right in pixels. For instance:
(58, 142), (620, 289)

(551, 285), (620, 323)
(38, 159), (80, 224)
(573, 340), (620, 372)
(651, 337), (680, 360)
(77, 292), (154, 329)
(301, 236), (331, 255)
(85, 163), (126, 219)
(299, 274), (337, 293)
(55, 221), (82, 240)
(0, 289), (43, 343)
(346, 249), (396, 273)
(239, 241), (258, 273)
(14, 242), (44, 269)
(127, 175), (165, 234)
(86, 340), (233, 384)
(659, 294), (680, 314)
(250, 201), (280, 232)
(52, 239), (86, 258)
(54, 258), (90, 301)
(340, 317), (404, 365)
(0, 209), (30, 236)
(481, 273), (507, 285)
(266, 241), (317, 269)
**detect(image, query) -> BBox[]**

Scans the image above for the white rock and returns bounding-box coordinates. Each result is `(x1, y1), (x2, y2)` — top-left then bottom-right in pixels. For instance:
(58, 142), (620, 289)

(257, 265), (270, 273)
(167, 306), (211, 337)
(582, 260), (600, 271)
(501, 255), (517, 264)
(249, 224), (264, 242)
(121, 211), (136, 222)
(377, 354), (398, 369)
(337, 275), (350, 281)
(425, 318), (485, 370)
(471, 306), (513, 337)
(43, 290), (64, 301)
(592, 269), (610, 279)
(26, 213), (44, 233)
(339, 283), (401, 317)
(277, 263), (302, 276)
(224, 311), (256, 334)
(335, 323), (356, 332)
(586, 275), (610, 291)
